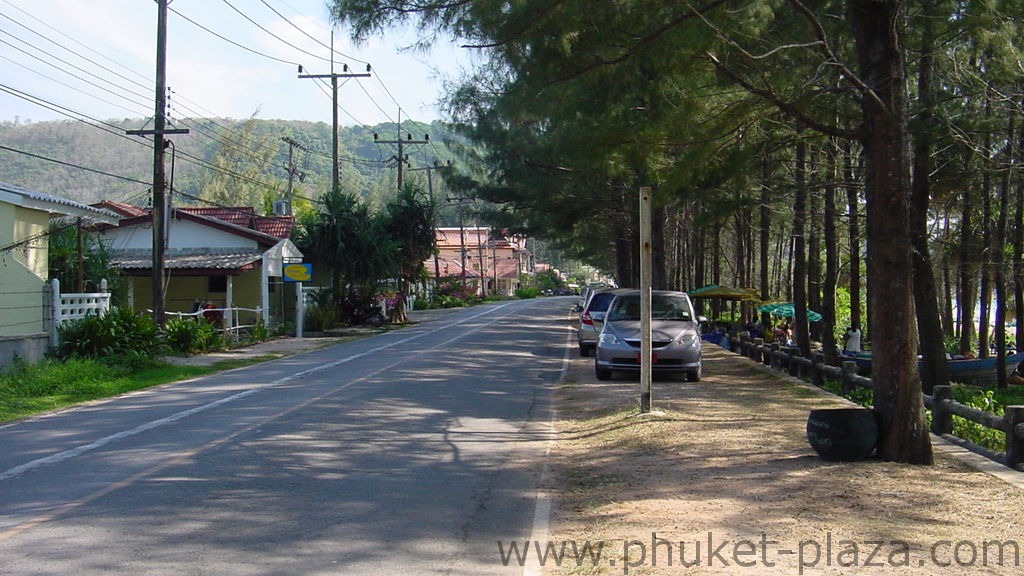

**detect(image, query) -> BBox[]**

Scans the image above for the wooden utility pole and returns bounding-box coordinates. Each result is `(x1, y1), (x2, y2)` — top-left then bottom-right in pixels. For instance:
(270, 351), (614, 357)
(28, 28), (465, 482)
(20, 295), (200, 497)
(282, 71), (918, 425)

(299, 35), (370, 193)
(127, 0), (188, 326)
(640, 186), (653, 412)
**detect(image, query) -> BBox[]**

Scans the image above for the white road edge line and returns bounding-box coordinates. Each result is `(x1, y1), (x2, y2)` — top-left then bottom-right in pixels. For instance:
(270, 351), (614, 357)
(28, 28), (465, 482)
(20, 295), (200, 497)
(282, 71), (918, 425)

(0, 302), (517, 483)
(522, 309), (572, 576)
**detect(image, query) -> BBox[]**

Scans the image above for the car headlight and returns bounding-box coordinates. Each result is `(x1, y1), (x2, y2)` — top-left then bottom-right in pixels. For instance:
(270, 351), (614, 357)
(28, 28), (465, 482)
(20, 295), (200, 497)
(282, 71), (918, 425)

(678, 332), (699, 347)
(599, 332), (621, 345)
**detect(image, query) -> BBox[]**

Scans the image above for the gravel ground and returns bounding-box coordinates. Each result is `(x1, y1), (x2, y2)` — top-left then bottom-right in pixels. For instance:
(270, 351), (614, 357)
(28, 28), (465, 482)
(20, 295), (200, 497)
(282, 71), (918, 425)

(542, 344), (1024, 575)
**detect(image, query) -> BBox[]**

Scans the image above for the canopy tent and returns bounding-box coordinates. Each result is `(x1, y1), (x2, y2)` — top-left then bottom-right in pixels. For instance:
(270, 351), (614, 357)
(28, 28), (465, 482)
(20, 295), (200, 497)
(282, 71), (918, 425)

(756, 302), (823, 322)
(688, 284), (761, 301)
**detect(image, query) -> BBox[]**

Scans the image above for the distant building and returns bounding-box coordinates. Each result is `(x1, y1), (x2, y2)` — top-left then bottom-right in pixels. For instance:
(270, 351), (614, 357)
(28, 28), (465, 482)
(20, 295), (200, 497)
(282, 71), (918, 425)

(428, 227), (533, 297)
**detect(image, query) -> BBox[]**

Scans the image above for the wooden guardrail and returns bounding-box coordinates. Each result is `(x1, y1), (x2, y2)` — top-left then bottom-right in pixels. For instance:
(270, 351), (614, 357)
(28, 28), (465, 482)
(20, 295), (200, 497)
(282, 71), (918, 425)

(728, 334), (1024, 470)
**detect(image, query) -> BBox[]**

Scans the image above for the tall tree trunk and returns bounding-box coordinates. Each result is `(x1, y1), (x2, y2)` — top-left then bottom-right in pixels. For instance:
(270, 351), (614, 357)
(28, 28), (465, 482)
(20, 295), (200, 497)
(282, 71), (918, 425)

(845, 141), (863, 335)
(823, 137), (839, 362)
(760, 143), (772, 329)
(958, 153), (977, 354)
(1015, 107), (1024, 353)
(808, 146), (822, 343)
(994, 113), (1014, 388)
(978, 92), (994, 358)
(909, 3), (948, 395)
(793, 136), (810, 355)
(848, 0), (932, 464)
(652, 203), (666, 289)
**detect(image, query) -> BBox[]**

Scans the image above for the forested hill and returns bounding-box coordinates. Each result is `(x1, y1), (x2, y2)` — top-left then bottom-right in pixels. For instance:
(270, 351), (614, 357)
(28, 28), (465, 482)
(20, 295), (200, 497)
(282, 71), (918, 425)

(0, 117), (457, 210)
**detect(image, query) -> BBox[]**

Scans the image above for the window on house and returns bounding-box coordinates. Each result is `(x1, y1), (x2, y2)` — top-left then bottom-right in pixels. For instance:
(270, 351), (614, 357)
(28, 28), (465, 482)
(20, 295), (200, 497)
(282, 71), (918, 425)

(208, 276), (227, 293)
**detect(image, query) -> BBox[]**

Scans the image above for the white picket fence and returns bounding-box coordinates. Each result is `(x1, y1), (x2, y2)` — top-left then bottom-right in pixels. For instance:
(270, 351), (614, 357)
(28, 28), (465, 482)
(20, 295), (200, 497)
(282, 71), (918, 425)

(48, 278), (112, 348)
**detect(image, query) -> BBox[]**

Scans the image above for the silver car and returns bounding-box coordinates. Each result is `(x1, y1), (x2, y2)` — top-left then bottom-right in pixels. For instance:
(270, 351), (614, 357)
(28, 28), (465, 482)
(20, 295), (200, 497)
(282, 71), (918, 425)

(577, 287), (627, 356)
(594, 290), (703, 381)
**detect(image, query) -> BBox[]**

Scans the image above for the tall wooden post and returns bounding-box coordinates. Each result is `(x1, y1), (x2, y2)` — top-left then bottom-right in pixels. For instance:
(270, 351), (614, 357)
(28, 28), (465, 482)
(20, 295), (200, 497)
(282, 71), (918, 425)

(640, 186), (653, 412)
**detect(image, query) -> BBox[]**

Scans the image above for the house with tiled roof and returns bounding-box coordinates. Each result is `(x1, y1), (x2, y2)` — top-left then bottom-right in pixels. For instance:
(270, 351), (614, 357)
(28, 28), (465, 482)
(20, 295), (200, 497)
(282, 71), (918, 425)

(429, 227), (533, 297)
(1, 183), (119, 369)
(92, 201), (302, 329)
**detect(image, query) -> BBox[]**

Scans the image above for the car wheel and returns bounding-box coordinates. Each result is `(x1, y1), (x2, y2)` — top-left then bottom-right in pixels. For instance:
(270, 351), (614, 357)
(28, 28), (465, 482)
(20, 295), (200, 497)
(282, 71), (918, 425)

(595, 364), (612, 381)
(686, 367), (701, 382)
(579, 345), (590, 357)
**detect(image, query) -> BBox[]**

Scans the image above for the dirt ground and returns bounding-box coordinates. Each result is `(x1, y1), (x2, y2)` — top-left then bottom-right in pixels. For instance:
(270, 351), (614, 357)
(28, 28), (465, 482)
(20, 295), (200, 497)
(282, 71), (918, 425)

(543, 344), (1024, 575)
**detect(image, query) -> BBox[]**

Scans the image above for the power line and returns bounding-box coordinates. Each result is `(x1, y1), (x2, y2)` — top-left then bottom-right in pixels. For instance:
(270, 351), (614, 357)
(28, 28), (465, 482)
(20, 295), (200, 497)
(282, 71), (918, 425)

(168, 5), (300, 67)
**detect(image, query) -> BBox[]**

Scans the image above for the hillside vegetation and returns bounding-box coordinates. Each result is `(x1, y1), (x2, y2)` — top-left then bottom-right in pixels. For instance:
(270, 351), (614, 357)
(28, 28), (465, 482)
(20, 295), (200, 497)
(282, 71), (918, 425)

(0, 117), (456, 214)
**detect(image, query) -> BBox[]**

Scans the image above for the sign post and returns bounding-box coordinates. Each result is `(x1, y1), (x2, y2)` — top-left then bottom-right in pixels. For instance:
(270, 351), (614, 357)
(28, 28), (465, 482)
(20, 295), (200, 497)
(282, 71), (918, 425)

(283, 263), (313, 338)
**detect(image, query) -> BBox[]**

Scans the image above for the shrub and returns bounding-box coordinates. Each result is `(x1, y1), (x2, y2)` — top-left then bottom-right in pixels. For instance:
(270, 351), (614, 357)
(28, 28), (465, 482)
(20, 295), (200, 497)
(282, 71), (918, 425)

(515, 286), (541, 299)
(305, 303), (338, 332)
(58, 307), (164, 359)
(163, 318), (219, 355)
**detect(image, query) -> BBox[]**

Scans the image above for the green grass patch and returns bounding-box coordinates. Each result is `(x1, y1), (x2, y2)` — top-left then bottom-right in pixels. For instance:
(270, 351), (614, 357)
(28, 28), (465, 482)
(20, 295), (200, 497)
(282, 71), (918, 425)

(0, 357), (213, 423)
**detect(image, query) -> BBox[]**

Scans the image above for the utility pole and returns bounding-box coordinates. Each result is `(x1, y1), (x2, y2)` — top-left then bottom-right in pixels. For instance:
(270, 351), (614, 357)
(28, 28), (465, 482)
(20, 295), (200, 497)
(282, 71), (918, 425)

(299, 37), (370, 192)
(127, 0), (188, 326)
(408, 161), (450, 281)
(639, 186), (653, 413)
(281, 137), (307, 215)
(374, 126), (429, 191)
(446, 194), (474, 289)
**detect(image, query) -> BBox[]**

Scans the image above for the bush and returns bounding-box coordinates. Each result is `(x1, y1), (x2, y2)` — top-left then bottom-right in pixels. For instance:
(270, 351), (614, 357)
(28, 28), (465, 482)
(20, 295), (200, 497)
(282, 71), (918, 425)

(305, 303), (338, 331)
(59, 307), (164, 359)
(515, 286), (541, 299)
(164, 318), (219, 355)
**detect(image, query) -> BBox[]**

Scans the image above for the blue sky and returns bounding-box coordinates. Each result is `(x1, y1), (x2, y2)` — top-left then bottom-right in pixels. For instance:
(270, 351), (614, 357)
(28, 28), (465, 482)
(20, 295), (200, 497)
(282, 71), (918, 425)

(0, 0), (475, 126)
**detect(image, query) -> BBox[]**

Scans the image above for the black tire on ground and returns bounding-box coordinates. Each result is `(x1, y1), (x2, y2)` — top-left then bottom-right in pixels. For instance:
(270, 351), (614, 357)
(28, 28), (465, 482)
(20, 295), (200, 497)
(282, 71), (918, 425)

(579, 345), (590, 357)
(595, 364), (612, 380)
(686, 368), (701, 382)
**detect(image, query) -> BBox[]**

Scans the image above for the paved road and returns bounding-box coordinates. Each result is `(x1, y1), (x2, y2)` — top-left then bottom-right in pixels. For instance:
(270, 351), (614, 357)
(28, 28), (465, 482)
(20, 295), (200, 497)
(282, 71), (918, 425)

(0, 297), (573, 575)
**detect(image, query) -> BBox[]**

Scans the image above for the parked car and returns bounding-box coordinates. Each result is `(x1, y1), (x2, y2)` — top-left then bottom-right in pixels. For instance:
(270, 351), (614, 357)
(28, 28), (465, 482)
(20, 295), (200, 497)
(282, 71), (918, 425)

(594, 290), (703, 381)
(577, 287), (627, 356)
(575, 282), (609, 312)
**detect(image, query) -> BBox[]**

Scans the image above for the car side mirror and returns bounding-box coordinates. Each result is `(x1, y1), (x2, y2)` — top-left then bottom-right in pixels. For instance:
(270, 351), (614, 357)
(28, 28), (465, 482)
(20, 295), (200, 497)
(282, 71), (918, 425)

(698, 315), (708, 324)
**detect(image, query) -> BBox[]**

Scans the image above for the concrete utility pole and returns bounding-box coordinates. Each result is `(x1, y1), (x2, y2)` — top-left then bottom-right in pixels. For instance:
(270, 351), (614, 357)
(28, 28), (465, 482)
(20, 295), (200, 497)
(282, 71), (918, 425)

(281, 137), (308, 215)
(127, 0), (188, 326)
(374, 129), (429, 191)
(299, 40), (370, 193)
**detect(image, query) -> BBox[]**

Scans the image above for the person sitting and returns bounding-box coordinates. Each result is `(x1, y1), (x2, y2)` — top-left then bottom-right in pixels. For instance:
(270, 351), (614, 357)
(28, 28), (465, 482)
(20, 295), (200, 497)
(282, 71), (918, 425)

(843, 326), (862, 353)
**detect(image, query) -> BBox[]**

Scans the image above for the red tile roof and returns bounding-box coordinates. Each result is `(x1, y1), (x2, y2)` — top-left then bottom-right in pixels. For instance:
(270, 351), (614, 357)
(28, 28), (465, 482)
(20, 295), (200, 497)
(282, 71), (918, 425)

(90, 202), (293, 239)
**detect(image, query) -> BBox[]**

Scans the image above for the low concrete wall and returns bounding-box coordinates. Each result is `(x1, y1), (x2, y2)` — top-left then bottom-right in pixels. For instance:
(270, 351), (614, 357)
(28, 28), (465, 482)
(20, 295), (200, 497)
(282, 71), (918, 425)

(0, 333), (50, 372)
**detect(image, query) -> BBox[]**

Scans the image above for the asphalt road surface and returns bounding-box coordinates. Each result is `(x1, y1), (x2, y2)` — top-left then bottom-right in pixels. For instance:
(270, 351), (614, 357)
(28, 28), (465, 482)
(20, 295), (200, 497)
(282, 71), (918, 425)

(0, 297), (573, 575)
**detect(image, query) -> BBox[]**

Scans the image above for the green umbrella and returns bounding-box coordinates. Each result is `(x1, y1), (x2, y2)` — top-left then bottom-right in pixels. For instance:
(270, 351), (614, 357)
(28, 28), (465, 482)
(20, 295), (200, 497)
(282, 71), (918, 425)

(688, 284), (761, 301)
(756, 302), (823, 322)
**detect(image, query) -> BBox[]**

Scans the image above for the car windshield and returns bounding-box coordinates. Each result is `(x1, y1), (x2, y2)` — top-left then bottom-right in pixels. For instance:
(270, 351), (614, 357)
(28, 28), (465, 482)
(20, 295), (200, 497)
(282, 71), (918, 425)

(607, 294), (693, 322)
(587, 292), (616, 312)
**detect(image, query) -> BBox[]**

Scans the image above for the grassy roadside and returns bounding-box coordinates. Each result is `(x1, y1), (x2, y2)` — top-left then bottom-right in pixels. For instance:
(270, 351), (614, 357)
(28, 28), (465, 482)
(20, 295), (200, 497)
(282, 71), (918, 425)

(0, 354), (281, 424)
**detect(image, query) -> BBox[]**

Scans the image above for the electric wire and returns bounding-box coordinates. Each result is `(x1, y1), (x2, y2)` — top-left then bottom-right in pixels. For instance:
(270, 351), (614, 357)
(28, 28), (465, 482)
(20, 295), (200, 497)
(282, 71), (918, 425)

(218, 0), (334, 65)
(167, 5), (301, 67)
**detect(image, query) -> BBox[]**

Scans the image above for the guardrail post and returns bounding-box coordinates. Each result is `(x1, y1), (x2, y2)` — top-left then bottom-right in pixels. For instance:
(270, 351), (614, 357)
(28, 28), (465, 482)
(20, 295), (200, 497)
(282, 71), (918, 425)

(752, 338), (763, 361)
(1003, 406), (1024, 470)
(770, 343), (781, 369)
(811, 352), (825, 387)
(930, 385), (953, 436)
(786, 347), (800, 377)
(841, 361), (858, 396)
